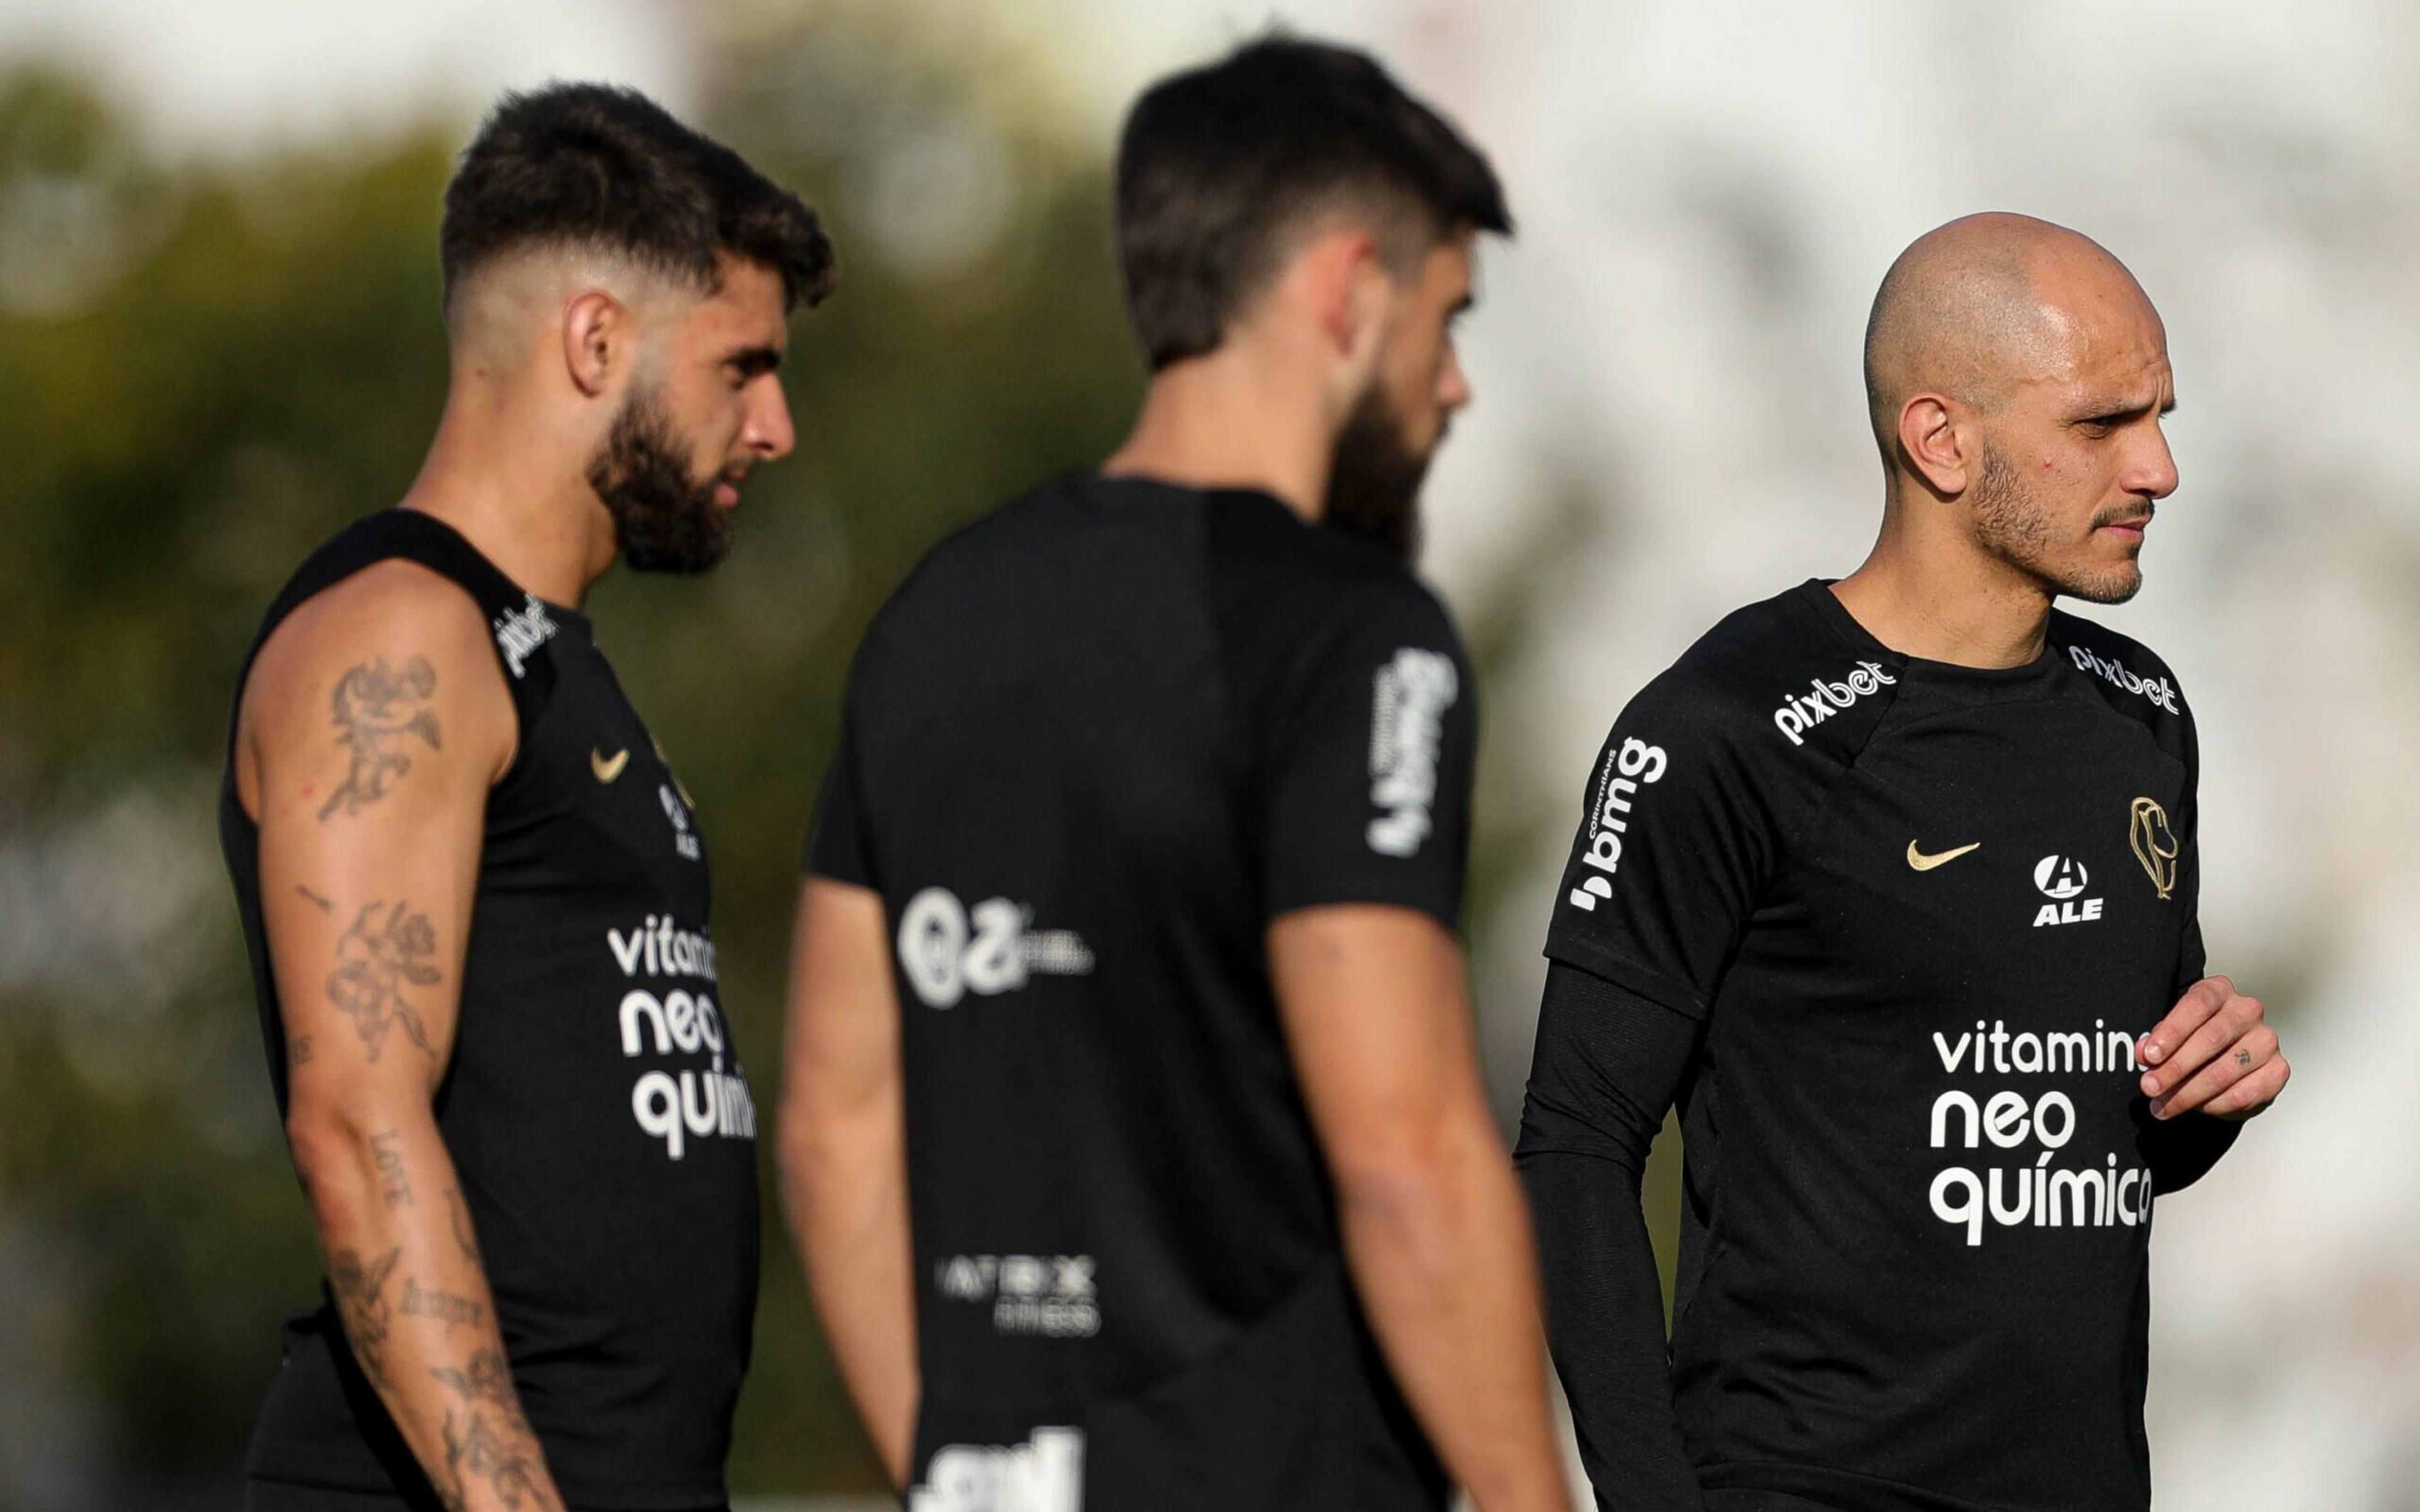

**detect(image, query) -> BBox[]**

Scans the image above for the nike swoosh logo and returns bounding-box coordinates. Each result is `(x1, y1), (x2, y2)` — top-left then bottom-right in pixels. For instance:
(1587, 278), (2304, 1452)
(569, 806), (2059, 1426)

(591, 748), (630, 784)
(1907, 840), (1981, 871)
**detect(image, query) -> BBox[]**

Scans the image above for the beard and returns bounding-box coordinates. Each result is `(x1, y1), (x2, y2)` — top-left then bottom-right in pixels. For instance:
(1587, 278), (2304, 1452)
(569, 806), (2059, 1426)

(1323, 384), (1434, 564)
(586, 384), (730, 575)
(1971, 442), (2145, 606)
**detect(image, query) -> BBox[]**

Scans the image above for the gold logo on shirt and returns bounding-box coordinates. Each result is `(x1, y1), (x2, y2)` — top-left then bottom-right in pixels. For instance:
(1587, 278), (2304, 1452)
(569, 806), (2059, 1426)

(591, 747), (630, 784)
(2129, 797), (2178, 900)
(1906, 840), (1981, 871)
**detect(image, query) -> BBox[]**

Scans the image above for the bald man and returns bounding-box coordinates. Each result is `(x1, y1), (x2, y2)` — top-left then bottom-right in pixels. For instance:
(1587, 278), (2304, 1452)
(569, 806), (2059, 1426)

(1515, 213), (2287, 1512)
(219, 86), (829, 1511)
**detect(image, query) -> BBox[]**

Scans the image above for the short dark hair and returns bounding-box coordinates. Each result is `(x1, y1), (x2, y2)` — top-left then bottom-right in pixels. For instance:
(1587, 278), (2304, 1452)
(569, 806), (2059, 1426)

(1114, 36), (1512, 370)
(441, 83), (834, 314)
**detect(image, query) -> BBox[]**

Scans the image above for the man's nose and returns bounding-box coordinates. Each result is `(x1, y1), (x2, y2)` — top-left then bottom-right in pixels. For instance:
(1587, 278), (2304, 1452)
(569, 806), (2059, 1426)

(747, 375), (796, 462)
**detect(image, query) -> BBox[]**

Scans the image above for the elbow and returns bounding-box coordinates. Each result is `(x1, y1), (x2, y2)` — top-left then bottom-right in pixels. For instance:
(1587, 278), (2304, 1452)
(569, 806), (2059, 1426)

(773, 1097), (817, 1199)
(282, 1096), (377, 1235)
(773, 1089), (871, 1219)
(1329, 1115), (1501, 1263)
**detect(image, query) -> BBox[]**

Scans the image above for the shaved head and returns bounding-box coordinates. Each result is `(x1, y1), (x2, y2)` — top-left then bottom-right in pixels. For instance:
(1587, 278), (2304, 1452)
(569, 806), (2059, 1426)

(1862, 212), (2150, 465)
(1853, 212), (2178, 608)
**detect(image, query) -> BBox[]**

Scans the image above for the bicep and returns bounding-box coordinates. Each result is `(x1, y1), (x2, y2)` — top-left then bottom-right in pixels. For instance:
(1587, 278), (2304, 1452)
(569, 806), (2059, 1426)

(242, 573), (512, 1108)
(1267, 905), (1486, 1170)
(782, 878), (901, 1116)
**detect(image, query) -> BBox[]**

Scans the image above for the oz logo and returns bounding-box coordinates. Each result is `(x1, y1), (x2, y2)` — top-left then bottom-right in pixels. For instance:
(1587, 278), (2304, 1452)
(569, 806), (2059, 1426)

(897, 888), (1029, 1008)
(896, 887), (1095, 1009)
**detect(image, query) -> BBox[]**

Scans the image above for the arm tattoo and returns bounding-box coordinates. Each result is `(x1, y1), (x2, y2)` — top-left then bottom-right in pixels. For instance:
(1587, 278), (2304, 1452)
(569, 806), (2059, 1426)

(327, 900), (442, 1062)
(318, 656), (441, 821)
(430, 1348), (519, 1412)
(441, 1408), (556, 1511)
(296, 885), (336, 914)
(289, 1034), (314, 1066)
(371, 1129), (413, 1210)
(445, 1187), (482, 1265)
(402, 1276), (485, 1330)
(328, 1246), (402, 1390)
(434, 1350), (558, 1510)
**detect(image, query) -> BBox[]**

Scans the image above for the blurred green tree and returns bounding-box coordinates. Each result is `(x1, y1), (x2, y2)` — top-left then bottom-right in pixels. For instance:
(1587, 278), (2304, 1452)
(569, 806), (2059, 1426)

(0, 5), (1144, 1501)
(0, 9), (1601, 1506)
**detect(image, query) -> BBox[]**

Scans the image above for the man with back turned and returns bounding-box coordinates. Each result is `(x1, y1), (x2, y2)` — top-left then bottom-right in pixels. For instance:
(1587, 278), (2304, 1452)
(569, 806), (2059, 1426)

(780, 36), (1572, 1512)
(1517, 214), (2289, 1511)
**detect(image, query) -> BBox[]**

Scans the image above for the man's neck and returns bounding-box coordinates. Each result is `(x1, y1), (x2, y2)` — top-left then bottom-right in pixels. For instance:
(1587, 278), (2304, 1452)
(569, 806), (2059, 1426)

(1832, 496), (2056, 670)
(396, 387), (614, 609)
(1099, 346), (1334, 522)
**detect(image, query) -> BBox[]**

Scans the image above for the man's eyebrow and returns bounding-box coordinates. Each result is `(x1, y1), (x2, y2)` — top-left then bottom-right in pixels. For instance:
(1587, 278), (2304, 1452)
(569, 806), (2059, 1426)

(2071, 392), (2167, 424)
(724, 343), (783, 378)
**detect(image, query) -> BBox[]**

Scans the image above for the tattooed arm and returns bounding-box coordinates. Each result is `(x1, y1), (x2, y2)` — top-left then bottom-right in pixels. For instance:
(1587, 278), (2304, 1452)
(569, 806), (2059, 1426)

(236, 560), (562, 1512)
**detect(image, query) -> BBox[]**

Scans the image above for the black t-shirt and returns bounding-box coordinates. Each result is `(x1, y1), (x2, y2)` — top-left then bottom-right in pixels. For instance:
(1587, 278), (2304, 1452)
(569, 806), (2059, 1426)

(220, 512), (760, 1508)
(1518, 580), (2221, 1512)
(806, 473), (1474, 1511)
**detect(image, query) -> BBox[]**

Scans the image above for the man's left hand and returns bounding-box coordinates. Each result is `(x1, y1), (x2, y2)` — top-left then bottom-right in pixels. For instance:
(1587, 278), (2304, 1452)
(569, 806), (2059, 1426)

(2138, 975), (2289, 1121)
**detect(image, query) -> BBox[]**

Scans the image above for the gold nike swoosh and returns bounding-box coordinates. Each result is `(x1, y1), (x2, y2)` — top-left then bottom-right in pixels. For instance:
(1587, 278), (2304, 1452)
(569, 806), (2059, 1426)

(591, 748), (630, 784)
(1907, 839), (1981, 871)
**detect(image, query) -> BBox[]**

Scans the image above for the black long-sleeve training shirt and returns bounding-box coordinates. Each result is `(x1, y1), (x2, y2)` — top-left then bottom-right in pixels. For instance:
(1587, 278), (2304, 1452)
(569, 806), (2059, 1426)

(1516, 580), (2235, 1512)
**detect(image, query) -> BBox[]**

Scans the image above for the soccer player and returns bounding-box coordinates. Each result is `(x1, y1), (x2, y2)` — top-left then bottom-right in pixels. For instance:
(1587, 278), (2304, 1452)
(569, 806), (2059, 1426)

(779, 37), (1571, 1512)
(1516, 213), (2289, 1511)
(219, 86), (830, 1512)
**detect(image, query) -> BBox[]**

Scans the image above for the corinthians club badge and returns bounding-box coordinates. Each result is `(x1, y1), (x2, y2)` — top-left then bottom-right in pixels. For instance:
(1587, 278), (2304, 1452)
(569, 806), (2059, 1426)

(2129, 797), (2178, 900)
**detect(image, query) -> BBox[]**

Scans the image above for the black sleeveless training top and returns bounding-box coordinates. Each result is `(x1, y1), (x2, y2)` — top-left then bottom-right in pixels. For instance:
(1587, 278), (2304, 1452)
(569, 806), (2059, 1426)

(219, 510), (759, 1509)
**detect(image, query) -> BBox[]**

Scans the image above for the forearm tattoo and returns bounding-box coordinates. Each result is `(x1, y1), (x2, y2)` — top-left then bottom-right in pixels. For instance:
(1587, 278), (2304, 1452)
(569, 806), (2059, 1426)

(402, 1276), (485, 1330)
(434, 1349), (558, 1511)
(326, 900), (442, 1062)
(372, 1129), (413, 1210)
(318, 655), (441, 821)
(445, 1187), (482, 1265)
(328, 1246), (402, 1390)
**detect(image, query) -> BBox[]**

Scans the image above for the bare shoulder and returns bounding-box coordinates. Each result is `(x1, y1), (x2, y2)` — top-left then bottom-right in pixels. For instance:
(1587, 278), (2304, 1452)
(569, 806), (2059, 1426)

(238, 559), (517, 814)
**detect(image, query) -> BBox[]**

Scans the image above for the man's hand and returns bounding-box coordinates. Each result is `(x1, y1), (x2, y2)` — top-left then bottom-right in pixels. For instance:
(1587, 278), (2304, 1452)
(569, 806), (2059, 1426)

(2138, 975), (2289, 1121)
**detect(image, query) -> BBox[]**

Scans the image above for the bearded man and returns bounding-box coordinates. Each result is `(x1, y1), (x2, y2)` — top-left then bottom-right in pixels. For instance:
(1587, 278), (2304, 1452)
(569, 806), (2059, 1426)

(1516, 213), (2289, 1512)
(219, 84), (831, 1512)
(778, 35), (1571, 1512)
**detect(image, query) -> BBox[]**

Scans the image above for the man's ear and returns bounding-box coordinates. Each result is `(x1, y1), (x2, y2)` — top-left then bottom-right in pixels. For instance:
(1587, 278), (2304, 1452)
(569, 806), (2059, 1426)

(1340, 251), (1394, 375)
(1898, 393), (1976, 498)
(1291, 227), (1383, 358)
(562, 288), (626, 398)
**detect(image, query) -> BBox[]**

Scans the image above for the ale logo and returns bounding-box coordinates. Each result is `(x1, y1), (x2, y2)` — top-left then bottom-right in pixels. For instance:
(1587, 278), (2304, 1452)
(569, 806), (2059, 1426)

(2034, 856), (2089, 900)
(2129, 797), (2179, 900)
(2031, 855), (2102, 929)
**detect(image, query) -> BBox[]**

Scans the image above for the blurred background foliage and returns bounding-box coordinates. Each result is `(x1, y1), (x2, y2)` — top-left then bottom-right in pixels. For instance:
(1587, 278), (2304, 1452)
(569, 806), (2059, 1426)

(0, 8), (1598, 1505)
(0, 8), (1150, 1503)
